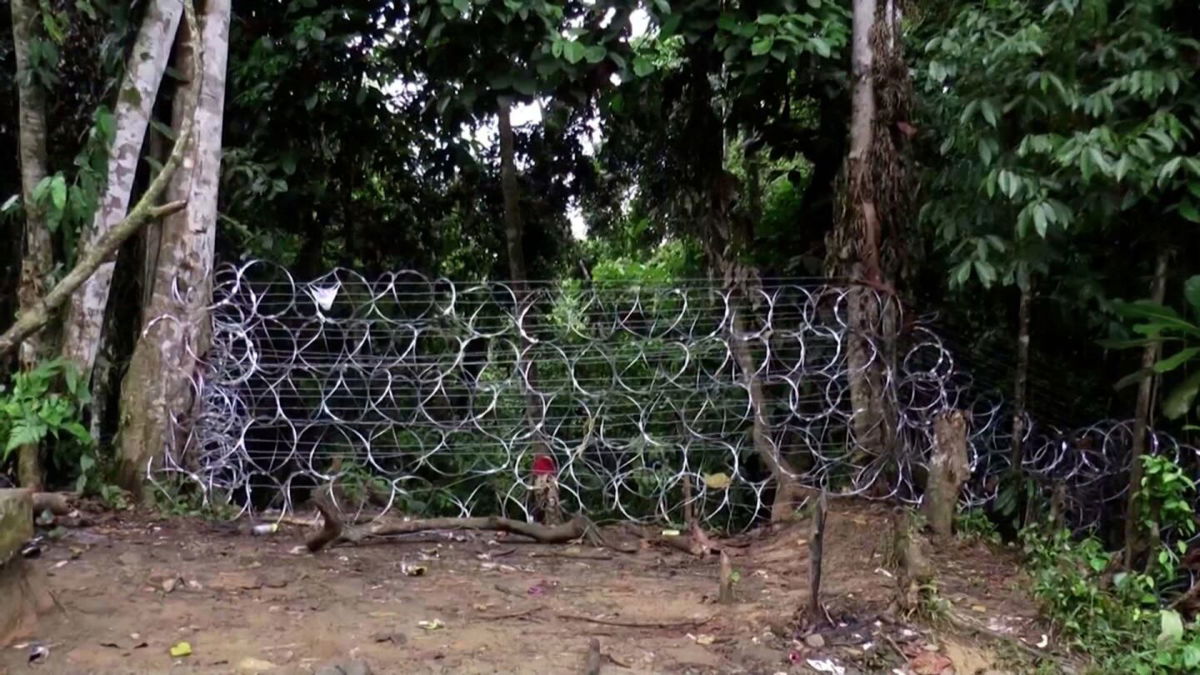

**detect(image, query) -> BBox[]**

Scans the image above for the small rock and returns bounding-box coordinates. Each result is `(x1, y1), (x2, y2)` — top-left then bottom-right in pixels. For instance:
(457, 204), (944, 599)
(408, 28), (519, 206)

(804, 633), (826, 649)
(236, 656), (278, 672)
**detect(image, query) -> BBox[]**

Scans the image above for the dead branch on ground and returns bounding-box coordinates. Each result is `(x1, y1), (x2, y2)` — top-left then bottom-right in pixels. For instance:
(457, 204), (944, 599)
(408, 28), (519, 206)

(32, 492), (76, 516)
(555, 613), (712, 630)
(307, 497), (593, 552)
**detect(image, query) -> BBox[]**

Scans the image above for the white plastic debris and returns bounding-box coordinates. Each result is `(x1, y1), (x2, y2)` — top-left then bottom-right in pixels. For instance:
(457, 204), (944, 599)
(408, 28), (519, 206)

(806, 658), (845, 674)
(310, 284), (340, 311)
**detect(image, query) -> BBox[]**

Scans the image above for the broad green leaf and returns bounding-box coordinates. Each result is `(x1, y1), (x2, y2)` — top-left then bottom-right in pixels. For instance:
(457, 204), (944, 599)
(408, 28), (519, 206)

(660, 14), (681, 37)
(1114, 368), (1152, 391)
(751, 37), (773, 56)
(562, 41), (585, 65)
(1032, 203), (1048, 237)
(1181, 198), (1200, 224)
(632, 56), (655, 77)
(1162, 370), (1200, 420)
(1154, 347), (1200, 374)
(1159, 609), (1184, 643)
(809, 37), (831, 58)
(1184, 276), (1200, 313)
(583, 45), (607, 64)
(1098, 337), (1167, 350)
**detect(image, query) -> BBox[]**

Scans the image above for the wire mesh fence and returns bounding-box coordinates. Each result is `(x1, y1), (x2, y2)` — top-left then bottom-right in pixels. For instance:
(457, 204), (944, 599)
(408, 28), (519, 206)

(154, 261), (1196, 533)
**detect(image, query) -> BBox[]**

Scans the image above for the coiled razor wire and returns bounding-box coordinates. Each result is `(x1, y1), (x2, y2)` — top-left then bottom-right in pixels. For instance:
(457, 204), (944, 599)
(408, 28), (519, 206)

(154, 261), (1196, 534)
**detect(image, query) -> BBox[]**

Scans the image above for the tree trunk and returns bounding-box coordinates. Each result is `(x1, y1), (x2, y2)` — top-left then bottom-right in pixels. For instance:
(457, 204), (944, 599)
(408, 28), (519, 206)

(498, 97), (556, 521)
(117, 0), (226, 494)
(0, 0), (198, 361)
(11, 0), (56, 489)
(1124, 250), (1170, 568)
(1009, 272), (1032, 473)
(922, 409), (969, 537)
(827, 0), (898, 469)
(729, 307), (805, 521)
(60, 0), (182, 380)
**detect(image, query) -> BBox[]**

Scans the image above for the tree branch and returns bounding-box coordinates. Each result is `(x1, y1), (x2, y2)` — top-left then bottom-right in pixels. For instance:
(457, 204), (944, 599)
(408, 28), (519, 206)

(305, 497), (591, 552)
(0, 0), (200, 360)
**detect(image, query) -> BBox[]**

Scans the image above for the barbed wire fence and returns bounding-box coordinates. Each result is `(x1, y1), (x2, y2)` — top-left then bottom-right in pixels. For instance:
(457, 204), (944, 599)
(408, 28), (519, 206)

(152, 261), (1196, 534)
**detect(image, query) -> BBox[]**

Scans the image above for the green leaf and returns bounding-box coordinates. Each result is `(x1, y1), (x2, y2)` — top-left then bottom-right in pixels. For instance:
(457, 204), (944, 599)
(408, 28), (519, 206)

(1181, 198), (1200, 224)
(1162, 370), (1200, 420)
(50, 175), (67, 212)
(980, 99), (998, 127)
(1159, 609), (1184, 643)
(1114, 368), (1152, 391)
(1183, 644), (1200, 669)
(1184, 276), (1200, 314)
(66, 422), (93, 446)
(309, 26), (326, 41)
(751, 37), (773, 56)
(562, 41), (585, 65)
(1098, 337), (1164, 350)
(511, 75), (537, 96)
(660, 13), (681, 37)
(1032, 203), (1048, 237)
(583, 45), (607, 64)
(1155, 348), (1200, 374)
(632, 56), (655, 78)
(809, 37), (831, 58)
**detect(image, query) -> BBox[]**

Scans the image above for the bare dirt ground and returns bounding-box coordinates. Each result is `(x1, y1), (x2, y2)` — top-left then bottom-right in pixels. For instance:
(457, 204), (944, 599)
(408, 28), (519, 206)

(2, 500), (1057, 674)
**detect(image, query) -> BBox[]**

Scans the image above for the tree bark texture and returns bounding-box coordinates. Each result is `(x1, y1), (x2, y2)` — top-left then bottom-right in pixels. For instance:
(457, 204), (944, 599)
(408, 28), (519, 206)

(922, 409), (969, 536)
(1008, 274), (1032, 474)
(0, 0), (198, 362)
(117, 0), (225, 493)
(11, 0), (57, 489)
(498, 97), (555, 517)
(729, 307), (805, 521)
(60, 0), (183, 379)
(825, 0), (906, 468)
(1124, 250), (1170, 568)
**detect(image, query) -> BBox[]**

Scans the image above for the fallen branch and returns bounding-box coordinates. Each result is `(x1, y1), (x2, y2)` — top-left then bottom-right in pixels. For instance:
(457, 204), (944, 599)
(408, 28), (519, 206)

(529, 550), (613, 561)
(307, 498), (590, 552)
(477, 606), (542, 621)
(555, 613), (712, 630)
(32, 492), (76, 516)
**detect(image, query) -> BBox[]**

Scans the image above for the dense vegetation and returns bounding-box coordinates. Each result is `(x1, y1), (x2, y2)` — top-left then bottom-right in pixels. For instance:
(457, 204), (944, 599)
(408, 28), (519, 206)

(0, 0), (1198, 669)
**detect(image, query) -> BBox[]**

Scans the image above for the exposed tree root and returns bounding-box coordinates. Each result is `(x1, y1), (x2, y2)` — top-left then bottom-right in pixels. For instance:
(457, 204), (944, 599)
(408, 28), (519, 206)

(307, 498), (593, 552)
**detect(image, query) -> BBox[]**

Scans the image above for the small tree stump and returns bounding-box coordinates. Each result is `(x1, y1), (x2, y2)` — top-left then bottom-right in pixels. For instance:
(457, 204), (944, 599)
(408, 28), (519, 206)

(922, 410), (969, 537)
(718, 551), (735, 604)
(807, 491), (828, 621)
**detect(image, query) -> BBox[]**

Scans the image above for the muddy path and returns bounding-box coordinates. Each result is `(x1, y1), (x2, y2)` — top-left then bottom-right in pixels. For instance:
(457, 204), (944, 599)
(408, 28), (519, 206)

(2, 501), (1055, 674)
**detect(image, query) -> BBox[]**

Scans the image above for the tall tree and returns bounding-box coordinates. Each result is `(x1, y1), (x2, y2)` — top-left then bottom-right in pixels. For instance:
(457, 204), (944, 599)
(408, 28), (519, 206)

(824, 0), (911, 479)
(10, 0), (55, 488)
(118, 0), (230, 493)
(60, 0), (183, 383)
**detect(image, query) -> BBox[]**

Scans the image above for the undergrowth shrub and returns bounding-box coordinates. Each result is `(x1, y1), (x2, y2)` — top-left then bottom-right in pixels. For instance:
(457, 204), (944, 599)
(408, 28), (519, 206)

(1021, 455), (1200, 673)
